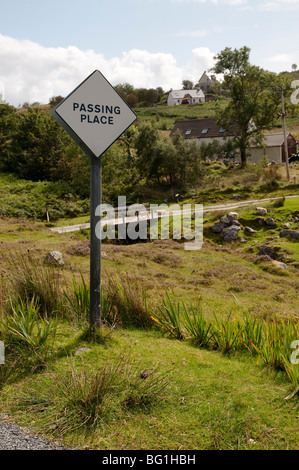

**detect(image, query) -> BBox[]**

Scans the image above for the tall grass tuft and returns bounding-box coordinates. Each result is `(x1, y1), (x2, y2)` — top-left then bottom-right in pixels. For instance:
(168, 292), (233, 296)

(63, 272), (115, 326)
(105, 274), (153, 329)
(153, 293), (299, 391)
(183, 304), (215, 348)
(151, 291), (185, 339)
(258, 319), (298, 372)
(0, 295), (57, 350)
(212, 312), (243, 353)
(16, 355), (170, 433)
(121, 361), (170, 411)
(64, 272), (90, 322)
(4, 250), (65, 317)
(240, 311), (264, 354)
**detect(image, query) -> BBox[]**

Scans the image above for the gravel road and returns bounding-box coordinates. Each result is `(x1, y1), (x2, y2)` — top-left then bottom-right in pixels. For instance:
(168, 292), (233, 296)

(0, 415), (67, 450)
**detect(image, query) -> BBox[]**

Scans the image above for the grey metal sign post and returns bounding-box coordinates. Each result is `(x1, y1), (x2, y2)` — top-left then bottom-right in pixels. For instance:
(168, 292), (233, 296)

(52, 70), (137, 327)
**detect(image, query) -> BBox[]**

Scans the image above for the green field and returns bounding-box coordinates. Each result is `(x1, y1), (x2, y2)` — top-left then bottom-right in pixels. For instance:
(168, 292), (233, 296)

(0, 191), (298, 450)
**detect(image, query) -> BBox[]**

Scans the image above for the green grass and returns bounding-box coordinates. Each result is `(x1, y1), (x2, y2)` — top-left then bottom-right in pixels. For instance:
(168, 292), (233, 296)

(0, 175), (298, 450)
(136, 101), (219, 130)
(0, 173), (89, 221)
(1, 327), (298, 450)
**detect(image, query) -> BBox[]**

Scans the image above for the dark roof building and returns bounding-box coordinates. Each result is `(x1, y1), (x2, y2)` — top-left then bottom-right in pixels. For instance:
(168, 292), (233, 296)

(170, 118), (238, 141)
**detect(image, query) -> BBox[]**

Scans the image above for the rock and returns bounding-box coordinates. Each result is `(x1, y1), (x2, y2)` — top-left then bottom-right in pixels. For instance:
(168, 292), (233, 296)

(244, 226), (257, 234)
(255, 217), (266, 226)
(240, 238), (248, 243)
(227, 212), (239, 221)
(295, 216), (299, 223)
(258, 244), (275, 259)
(256, 207), (267, 215)
(75, 347), (91, 356)
(282, 222), (291, 228)
(220, 216), (230, 225)
(265, 217), (275, 226)
(272, 260), (288, 269)
(222, 224), (241, 242)
(210, 222), (226, 233)
(279, 230), (299, 240)
(44, 251), (64, 265)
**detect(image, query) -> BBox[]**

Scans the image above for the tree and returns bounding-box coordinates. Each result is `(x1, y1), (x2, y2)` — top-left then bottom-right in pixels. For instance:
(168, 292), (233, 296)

(134, 122), (159, 179)
(212, 46), (282, 166)
(49, 96), (64, 108)
(292, 64), (297, 72)
(3, 108), (66, 180)
(182, 80), (194, 90)
(144, 88), (158, 106)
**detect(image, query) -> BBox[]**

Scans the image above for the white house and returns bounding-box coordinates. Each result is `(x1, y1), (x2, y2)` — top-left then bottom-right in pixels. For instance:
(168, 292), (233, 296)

(167, 89), (205, 106)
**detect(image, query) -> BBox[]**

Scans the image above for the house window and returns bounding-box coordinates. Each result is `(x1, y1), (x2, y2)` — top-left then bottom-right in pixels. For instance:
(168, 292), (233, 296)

(185, 130), (192, 135)
(201, 128), (208, 134)
(219, 128), (225, 133)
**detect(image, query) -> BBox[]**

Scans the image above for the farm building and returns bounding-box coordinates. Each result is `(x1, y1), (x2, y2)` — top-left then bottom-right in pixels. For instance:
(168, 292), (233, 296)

(170, 118), (298, 164)
(167, 89), (205, 106)
(248, 133), (298, 163)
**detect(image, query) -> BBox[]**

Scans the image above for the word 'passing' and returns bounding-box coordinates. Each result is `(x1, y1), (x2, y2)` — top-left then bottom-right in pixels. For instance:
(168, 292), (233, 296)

(73, 103), (121, 124)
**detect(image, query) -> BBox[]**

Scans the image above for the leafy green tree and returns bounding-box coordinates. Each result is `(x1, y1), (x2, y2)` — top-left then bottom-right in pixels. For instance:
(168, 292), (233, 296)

(144, 89), (158, 106)
(212, 46), (282, 166)
(49, 96), (64, 108)
(182, 80), (194, 90)
(134, 122), (159, 178)
(3, 108), (66, 180)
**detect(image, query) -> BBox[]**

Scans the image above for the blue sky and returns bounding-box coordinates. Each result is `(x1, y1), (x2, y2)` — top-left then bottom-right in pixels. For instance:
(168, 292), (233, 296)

(1, 0), (299, 106)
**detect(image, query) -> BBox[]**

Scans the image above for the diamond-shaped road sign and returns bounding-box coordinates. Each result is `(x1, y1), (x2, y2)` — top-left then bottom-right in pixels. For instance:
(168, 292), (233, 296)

(52, 70), (137, 158)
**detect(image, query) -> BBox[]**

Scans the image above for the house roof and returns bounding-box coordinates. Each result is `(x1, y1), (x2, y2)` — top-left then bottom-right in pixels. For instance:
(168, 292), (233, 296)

(249, 133), (297, 148)
(169, 89), (205, 99)
(170, 118), (237, 139)
(262, 133), (296, 147)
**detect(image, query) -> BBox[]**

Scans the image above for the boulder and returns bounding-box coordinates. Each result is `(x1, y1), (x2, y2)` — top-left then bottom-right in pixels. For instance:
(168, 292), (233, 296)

(279, 230), (299, 240)
(272, 260), (288, 270)
(227, 212), (239, 222)
(255, 217), (266, 226)
(44, 251), (64, 265)
(220, 216), (230, 225)
(210, 222), (227, 233)
(265, 217), (275, 226)
(222, 225), (241, 242)
(244, 226), (257, 234)
(256, 207), (267, 215)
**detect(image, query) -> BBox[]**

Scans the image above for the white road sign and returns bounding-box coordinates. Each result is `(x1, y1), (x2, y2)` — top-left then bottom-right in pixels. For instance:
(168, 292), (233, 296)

(52, 70), (137, 158)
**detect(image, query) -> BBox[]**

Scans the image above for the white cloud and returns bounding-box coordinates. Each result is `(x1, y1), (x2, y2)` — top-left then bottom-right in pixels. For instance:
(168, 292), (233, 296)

(0, 34), (217, 106)
(259, 0), (299, 10)
(265, 53), (298, 71)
